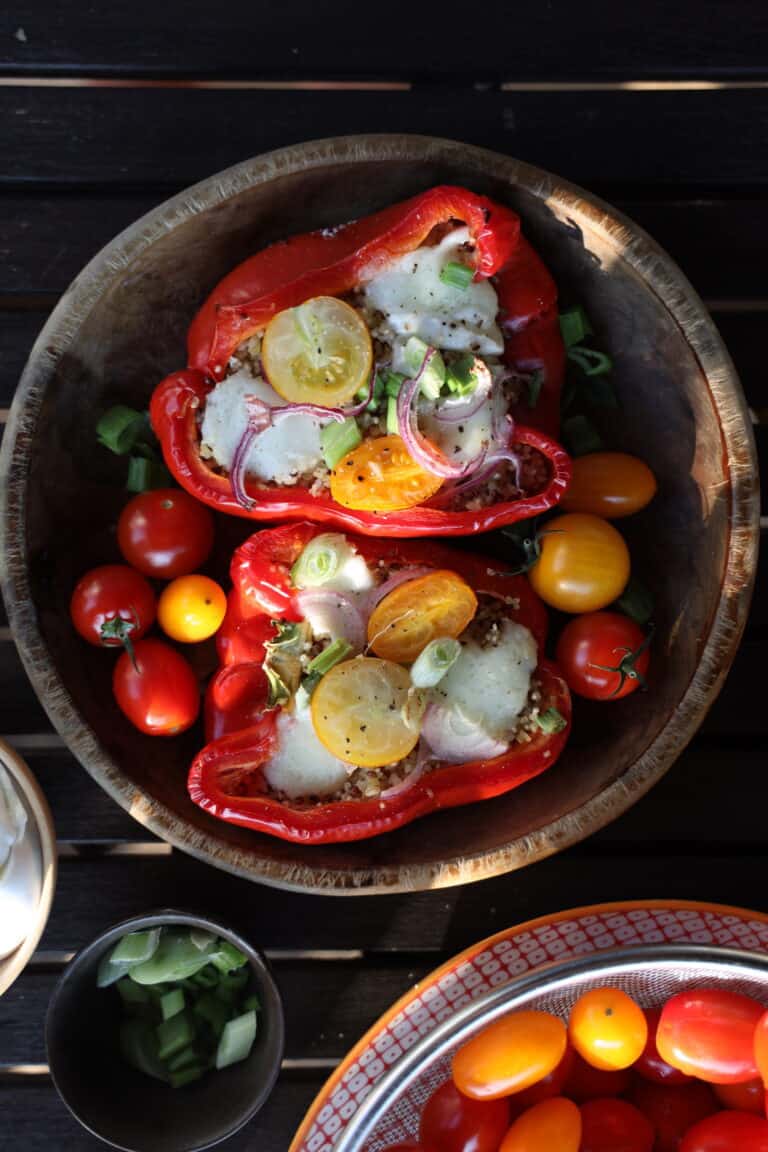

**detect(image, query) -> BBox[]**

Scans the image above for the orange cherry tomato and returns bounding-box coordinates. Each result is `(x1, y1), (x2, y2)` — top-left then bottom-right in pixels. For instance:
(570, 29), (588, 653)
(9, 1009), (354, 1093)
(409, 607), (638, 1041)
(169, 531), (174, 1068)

(657, 989), (762, 1084)
(367, 570), (477, 663)
(528, 513), (630, 614)
(563, 1051), (631, 1102)
(569, 987), (647, 1071)
(560, 452), (656, 519)
(507, 1045), (576, 1120)
(713, 1077), (765, 1114)
(158, 574), (227, 643)
(500, 1097), (581, 1152)
(452, 1010), (567, 1101)
(329, 434), (444, 511)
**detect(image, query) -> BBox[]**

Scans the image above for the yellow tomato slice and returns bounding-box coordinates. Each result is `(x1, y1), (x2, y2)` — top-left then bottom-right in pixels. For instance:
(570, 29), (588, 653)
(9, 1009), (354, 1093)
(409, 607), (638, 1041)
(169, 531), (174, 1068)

(367, 570), (477, 664)
(330, 434), (444, 511)
(310, 657), (422, 767)
(262, 295), (372, 406)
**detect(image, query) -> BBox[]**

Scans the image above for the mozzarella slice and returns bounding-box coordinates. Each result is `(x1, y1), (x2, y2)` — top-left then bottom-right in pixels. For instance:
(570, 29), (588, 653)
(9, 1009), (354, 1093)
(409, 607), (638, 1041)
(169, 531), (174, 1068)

(363, 227), (504, 360)
(263, 706), (351, 799)
(430, 620), (537, 742)
(419, 393), (493, 465)
(200, 369), (326, 484)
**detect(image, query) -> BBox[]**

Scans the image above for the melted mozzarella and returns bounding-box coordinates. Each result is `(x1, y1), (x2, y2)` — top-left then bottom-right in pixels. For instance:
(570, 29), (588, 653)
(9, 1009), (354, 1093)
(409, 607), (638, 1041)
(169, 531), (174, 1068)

(430, 620), (537, 743)
(263, 706), (351, 799)
(419, 394), (493, 464)
(200, 369), (326, 483)
(363, 227), (504, 361)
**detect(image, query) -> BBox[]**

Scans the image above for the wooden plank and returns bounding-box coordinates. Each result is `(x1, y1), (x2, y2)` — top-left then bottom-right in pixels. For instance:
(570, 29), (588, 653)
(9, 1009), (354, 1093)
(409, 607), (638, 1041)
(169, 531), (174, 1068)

(2, 0), (768, 81)
(37, 849), (768, 955)
(0, 311), (47, 406)
(3, 89), (768, 191)
(0, 1074), (324, 1152)
(23, 748), (151, 842)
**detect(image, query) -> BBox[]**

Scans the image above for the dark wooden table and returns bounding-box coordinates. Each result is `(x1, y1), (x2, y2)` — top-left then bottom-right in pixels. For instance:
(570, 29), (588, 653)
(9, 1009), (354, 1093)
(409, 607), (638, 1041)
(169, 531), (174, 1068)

(0, 5), (766, 1148)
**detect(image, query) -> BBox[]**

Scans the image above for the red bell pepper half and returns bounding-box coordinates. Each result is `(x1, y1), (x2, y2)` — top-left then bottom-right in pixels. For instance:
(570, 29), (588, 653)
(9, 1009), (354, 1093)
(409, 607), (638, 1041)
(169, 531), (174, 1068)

(187, 523), (572, 844)
(150, 185), (570, 538)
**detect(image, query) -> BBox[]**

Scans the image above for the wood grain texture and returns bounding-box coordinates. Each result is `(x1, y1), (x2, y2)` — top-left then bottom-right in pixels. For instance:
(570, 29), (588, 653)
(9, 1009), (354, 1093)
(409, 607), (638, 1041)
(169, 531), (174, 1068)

(2, 0), (768, 80)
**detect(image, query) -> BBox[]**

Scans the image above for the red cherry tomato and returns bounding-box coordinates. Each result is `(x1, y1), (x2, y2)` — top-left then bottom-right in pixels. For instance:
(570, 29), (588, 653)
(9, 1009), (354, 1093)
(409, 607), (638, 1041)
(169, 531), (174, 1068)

(70, 565), (155, 649)
(117, 488), (214, 579)
(635, 1007), (692, 1085)
(382, 1145), (423, 1151)
(563, 1050), (631, 1102)
(555, 611), (650, 701)
(680, 1110), (768, 1151)
(754, 1009), (768, 1085)
(507, 1045), (576, 1120)
(580, 1098), (654, 1152)
(713, 1077), (765, 1114)
(113, 638), (200, 735)
(656, 989), (763, 1084)
(629, 1079), (717, 1152)
(419, 1082), (509, 1152)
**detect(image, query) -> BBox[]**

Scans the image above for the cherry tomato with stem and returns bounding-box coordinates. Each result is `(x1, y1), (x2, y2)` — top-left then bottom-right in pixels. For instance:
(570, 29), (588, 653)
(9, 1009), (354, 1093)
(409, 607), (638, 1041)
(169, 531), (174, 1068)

(713, 1077), (765, 1114)
(569, 987), (648, 1071)
(70, 565), (155, 657)
(680, 1110), (768, 1151)
(117, 488), (214, 579)
(657, 989), (763, 1084)
(580, 1097), (654, 1152)
(113, 638), (200, 735)
(500, 1097), (581, 1152)
(630, 1079), (717, 1152)
(564, 1051), (631, 1102)
(452, 1010), (567, 1100)
(555, 612), (651, 701)
(418, 1081), (509, 1152)
(635, 1007), (692, 1085)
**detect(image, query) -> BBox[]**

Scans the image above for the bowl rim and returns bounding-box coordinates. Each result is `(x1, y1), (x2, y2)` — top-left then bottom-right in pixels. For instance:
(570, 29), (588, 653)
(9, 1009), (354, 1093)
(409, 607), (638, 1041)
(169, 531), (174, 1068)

(44, 907), (285, 1152)
(0, 737), (57, 996)
(334, 940), (768, 1152)
(0, 133), (760, 894)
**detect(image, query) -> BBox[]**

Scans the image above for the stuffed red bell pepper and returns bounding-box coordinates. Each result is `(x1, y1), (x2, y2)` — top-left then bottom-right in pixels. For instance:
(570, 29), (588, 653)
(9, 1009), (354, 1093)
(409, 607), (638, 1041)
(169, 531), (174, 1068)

(150, 186), (570, 537)
(188, 523), (572, 844)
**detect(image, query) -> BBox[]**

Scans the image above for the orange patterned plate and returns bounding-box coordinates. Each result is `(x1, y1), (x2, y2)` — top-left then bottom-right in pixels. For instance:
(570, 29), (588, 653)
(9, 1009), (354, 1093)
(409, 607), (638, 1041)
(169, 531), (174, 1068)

(290, 899), (768, 1151)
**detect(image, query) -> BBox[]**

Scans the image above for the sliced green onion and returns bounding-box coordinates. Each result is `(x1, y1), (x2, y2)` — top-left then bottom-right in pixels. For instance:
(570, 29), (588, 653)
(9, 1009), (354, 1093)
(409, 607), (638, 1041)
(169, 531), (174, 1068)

(170, 1065), (204, 1088)
(110, 929), (161, 966)
(562, 413), (604, 457)
(568, 346), (613, 376)
(536, 708), (567, 734)
(615, 576), (654, 626)
(307, 638), (353, 678)
(527, 369), (544, 410)
(190, 928), (216, 952)
(559, 306), (592, 349)
(386, 394), (399, 434)
(156, 1011), (196, 1061)
(320, 416), (361, 469)
(382, 370), (406, 398)
(194, 993), (230, 1036)
(215, 1010), (257, 1070)
(403, 336), (445, 400)
(126, 455), (154, 493)
(410, 637), (462, 688)
(160, 988), (185, 1022)
(117, 976), (150, 1006)
(128, 930), (217, 985)
(96, 406), (146, 455)
(210, 940), (249, 975)
(291, 533), (349, 588)
(167, 1046), (200, 1073)
(297, 673), (321, 703)
(120, 1019), (169, 1082)
(445, 354), (478, 396)
(243, 994), (262, 1014)
(358, 371), (384, 412)
(439, 261), (474, 290)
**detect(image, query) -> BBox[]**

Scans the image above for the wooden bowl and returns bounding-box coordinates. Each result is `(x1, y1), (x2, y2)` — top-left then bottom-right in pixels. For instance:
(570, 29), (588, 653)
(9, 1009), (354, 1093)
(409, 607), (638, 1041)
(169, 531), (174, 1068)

(0, 739), (57, 995)
(0, 136), (758, 894)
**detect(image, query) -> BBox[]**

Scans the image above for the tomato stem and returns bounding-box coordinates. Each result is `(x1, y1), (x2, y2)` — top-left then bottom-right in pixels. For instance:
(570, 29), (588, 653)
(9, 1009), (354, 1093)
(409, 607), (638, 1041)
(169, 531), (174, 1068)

(589, 626), (654, 697)
(100, 612), (140, 671)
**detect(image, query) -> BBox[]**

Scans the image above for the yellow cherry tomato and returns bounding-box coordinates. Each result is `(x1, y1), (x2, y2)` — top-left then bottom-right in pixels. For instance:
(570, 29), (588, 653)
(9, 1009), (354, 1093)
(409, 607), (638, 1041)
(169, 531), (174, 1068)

(157, 575), (227, 643)
(330, 434), (444, 512)
(452, 1010), (567, 1101)
(500, 1097), (582, 1152)
(568, 987), (648, 1071)
(367, 570), (477, 663)
(561, 452), (657, 519)
(262, 295), (372, 406)
(528, 513), (630, 613)
(310, 657), (422, 767)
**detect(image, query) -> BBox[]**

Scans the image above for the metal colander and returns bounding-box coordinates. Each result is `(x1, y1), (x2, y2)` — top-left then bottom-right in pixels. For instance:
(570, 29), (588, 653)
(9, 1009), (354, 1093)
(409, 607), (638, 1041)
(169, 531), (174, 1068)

(335, 944), (768, 1152)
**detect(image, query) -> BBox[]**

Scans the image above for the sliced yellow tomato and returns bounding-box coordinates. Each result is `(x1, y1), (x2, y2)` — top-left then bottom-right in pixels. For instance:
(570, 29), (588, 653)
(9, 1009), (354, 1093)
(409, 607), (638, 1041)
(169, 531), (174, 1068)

(330, 434), (443, 511)
(310, 657), (422, 767)
(262, 295), (372, 406)
(367, 570), (477, 663)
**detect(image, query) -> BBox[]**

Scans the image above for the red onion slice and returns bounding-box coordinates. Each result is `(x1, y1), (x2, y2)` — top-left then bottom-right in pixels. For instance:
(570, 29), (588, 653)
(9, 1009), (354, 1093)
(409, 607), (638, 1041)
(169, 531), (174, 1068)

(295, 589), (366, 652)
(379, 742), (434, 799)
(230, 397), (274, 510)
(421, 702), (508, 763)
(367, 566), (434, 612)
(396, 349), (487, 479)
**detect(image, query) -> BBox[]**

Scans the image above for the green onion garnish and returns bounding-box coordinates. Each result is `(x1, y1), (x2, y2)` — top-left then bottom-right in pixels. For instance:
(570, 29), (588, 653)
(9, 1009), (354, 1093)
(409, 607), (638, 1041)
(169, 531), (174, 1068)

(445, 354), (478, 396)
(410, 637), (461, 688)
(307, 638), (353, 678)
(439, 261), (474, 290)
(559, 306), (593, 349)
(320, 416), (361, 470)
(383, 370), (406, 398)
(160, 988), (185, 1022)
(536, 708), (567, 734)
(126, 455), (154, 493)
(568, 347), (613, 376)
(96, 406), (147, 455)
(290, 533), (348, 588)
(386, 394), (399, 435)
(615, 576), (654, 626)
(216, 1010), (257, 1071)
(527, 369), (544, 410)
(403, 336), (445, 400)
(562, 413), (604, 457)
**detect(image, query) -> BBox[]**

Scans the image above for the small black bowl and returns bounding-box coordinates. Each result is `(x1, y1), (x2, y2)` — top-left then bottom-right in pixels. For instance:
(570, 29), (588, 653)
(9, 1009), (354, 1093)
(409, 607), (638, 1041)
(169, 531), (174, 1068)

(45, 910), (284, 1151)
